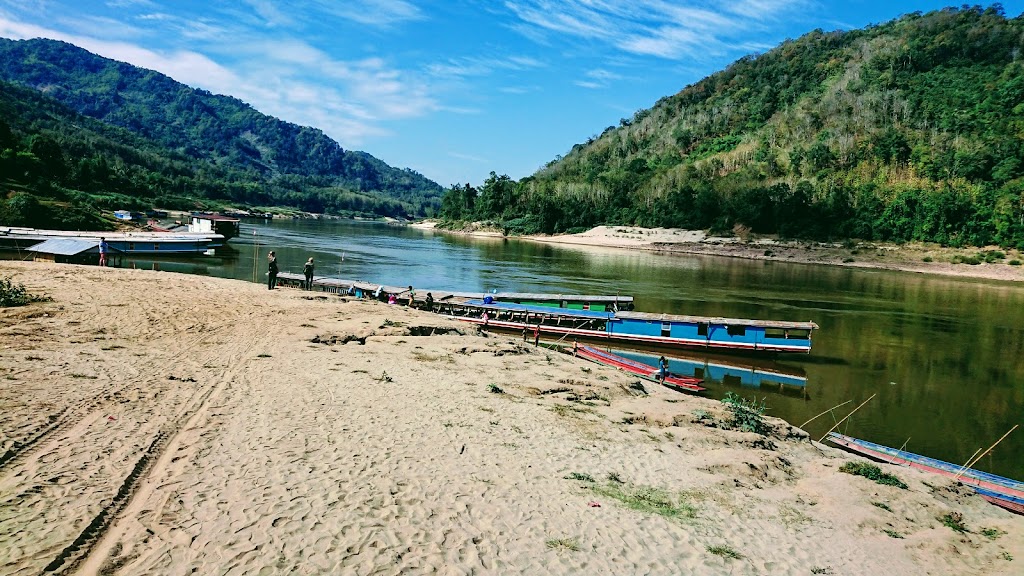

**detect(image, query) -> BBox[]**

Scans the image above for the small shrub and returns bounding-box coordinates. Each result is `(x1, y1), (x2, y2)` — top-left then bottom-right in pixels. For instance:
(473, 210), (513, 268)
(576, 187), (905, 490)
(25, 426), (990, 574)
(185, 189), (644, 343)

(0, 277), (49, 307)
(721, 392), (768, 435)
(706, 545), (742, 560)
(1000, 551), (1013, 561)
(487, 383), (504, 394)
(564, 472), (594, 483)
(981, 527), (1004, 540)
(940, 511), (967, 533)
(842, 257), (855, 263)
(883, 529), (904, 539)
(1009, 259), (1022, 266)
(811, 567), (834, 575)
(545, 537), (580, 552)
(838, 461), (908, 489)
(763, 249), (774, 257)
(922, 256), (933, 262)
(871, 501), (892, 512)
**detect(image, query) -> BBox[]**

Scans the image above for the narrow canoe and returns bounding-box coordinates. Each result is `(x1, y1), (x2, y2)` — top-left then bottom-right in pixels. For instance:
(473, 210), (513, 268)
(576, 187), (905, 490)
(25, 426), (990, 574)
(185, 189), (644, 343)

(827, 432), (1024, 514)
(575, 346), (705, 393)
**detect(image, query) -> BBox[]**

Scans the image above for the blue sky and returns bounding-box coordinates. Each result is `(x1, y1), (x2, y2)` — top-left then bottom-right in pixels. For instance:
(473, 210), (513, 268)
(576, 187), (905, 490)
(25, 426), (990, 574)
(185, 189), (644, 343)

(1, 1), (1022, 187)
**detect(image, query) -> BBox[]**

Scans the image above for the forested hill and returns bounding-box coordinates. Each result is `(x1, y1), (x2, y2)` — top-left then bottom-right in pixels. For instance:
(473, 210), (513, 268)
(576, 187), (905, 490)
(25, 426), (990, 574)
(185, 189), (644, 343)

(441, 5), (1024, 249)
(0, 38), (443, 225)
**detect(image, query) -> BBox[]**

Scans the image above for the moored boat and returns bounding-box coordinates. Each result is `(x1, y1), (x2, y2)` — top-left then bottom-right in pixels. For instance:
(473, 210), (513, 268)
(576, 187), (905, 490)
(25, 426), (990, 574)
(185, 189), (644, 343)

(827, 432), (1024, 514)
(271, 274), (818, 355)
(575, 346), (705, 393)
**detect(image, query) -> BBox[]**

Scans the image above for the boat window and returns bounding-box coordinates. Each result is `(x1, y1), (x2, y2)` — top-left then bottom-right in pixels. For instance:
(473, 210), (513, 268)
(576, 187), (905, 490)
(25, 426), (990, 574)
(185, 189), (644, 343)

(764, 328), (787, 339)
(128, 243), (135, 250)
(661, 323), (671, 337)
(697, 323), (708, 336)
(787, 329), (810, 339)
(694, 367), (705, 379)
(726, 325), (746, 337)
(153, 244), (159, 250)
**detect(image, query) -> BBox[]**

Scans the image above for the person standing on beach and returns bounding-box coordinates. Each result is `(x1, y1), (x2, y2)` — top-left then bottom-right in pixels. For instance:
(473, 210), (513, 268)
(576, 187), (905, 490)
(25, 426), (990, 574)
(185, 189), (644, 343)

(658, 356), (669, 381)
(534, 324), (540, 347)
(424, 292), (434, 312)
(267, 251), (279, 290)
(406, 286), (416, 307)
(303, 257), (315, 290)
(98, 237), (109, 267)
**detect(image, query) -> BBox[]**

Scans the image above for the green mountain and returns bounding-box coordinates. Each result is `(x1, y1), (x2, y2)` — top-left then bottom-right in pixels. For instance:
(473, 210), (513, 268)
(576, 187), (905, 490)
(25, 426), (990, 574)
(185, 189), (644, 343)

(442, 5), (1024, 249)
(0, 38), (443, 228)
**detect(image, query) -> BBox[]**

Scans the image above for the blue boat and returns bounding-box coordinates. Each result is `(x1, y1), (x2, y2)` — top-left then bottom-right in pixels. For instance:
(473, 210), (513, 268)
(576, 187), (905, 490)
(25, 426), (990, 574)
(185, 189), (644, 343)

(445, 299), (817, 355)
(269, 276), (818, 355)
(612, 349), (807, 394)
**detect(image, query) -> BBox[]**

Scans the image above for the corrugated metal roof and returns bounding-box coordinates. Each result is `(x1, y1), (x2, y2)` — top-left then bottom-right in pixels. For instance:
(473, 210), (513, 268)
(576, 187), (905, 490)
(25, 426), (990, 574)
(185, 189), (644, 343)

(27, 238), (98, 256)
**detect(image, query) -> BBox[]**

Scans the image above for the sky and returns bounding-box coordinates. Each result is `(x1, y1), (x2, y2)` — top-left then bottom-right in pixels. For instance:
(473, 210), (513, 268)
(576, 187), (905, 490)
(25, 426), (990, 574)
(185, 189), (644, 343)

(1, 1), (1022, 188)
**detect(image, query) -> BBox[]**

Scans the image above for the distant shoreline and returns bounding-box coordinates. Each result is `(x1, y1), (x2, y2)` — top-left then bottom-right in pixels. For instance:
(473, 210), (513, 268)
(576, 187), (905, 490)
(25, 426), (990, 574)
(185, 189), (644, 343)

(411, 221), (1024, 283)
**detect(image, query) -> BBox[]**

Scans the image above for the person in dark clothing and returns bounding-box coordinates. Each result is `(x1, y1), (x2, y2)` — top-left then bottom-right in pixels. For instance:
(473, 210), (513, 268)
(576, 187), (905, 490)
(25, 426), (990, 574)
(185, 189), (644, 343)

(267, 251), (279, 290)
(658, 356), (669, 381)
(303, 257), (315, 290)
(424, 292), (434, 312)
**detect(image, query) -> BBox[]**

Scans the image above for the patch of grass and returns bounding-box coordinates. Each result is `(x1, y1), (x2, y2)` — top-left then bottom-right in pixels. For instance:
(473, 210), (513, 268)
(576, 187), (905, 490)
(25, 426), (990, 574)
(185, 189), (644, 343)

(69, 373), (97, 379)
(706, 545), (742, 560)
(871, 501), (893, 512)
(842, 257), (855, 263)
(922, 256), (933, 262)
(839, 461), (908, 489)
(564, 472), (595, 483)
(940, 511), (967, 533)
(510, 424), (523, 433)
(607, 472), (624, 484)
(811, 567), (834, 575)
(1009, 259), (1022, 266)
(589, 479), (696, 521)
(1000, 551), (1013, 561)
(487, 383), (505, 394)
(545, 537), (580, 552)
(883, 529), (904, 539)
(981, 527), (1004, 540)
(721, 392), (768, 435)
(256, 353), (272, 358)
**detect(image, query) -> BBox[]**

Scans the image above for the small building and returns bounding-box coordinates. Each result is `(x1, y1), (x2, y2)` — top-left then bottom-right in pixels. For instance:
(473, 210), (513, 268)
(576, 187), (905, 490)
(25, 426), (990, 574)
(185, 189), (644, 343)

(114, 210), (144, 221)
(189, 214), (240, 239)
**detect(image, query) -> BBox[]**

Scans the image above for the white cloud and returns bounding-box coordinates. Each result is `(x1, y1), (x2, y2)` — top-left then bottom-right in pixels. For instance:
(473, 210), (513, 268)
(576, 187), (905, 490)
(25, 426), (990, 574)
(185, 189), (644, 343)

(504, 0), (806, 60)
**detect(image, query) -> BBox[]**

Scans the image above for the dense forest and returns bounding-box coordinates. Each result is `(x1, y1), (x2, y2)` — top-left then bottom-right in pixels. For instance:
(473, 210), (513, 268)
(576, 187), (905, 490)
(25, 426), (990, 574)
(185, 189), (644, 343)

(440, 5), (1024, 249)
(0, 39), (443, 229)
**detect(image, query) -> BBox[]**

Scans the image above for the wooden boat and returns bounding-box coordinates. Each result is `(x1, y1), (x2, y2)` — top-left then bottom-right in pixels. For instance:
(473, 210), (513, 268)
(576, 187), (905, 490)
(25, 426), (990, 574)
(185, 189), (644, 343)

(827, 432), (1024, 514)
(575, 346), (705, 393)
(271, 275), (818, 355)
(444, 299), (817, 355)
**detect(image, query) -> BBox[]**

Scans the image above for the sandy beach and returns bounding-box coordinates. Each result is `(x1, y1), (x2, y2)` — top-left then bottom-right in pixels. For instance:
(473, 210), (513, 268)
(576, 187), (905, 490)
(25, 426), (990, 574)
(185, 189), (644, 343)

(413, 222), (1024, 283)
(1, 261), (1021, 575)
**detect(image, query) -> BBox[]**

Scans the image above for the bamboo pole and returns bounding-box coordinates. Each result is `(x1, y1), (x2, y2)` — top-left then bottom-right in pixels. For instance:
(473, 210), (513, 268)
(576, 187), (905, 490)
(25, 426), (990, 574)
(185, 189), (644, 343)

(954, 447), (984, 477)
(953, 424), (1018, 480)
(799, 399), (853, 428)
(818, 394), (876, 443)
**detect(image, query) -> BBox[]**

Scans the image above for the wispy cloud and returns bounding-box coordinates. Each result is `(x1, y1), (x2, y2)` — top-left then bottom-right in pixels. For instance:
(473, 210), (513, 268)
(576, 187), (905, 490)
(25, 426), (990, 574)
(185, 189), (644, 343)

(449, 151), (489, 163)
(503, 0), (807, 59)
(574, 68), (622, 89)
(427, 54), (545, 78)
(313, 0), (424, 27)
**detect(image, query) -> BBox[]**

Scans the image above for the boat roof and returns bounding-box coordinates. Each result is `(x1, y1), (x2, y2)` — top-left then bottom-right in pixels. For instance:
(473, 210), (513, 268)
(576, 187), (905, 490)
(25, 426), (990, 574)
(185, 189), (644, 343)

(27, 238), (97, 256)
(462, 299), (613, 319)
(616, 310), (818, 330)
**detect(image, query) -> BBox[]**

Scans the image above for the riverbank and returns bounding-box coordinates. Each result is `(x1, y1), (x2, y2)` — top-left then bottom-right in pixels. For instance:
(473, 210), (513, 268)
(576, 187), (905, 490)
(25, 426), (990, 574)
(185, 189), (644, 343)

(1, 261), (1021, 575)
(412, 222), (1024, 282)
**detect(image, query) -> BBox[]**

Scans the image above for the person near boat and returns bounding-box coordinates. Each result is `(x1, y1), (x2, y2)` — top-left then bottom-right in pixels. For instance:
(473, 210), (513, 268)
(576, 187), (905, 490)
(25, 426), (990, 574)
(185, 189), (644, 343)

(406, 286), (415, 307)
(424, 292), (434, 312)
(658, 356), (669, 381)
(98, 237), (109, 267)
(267, 251), (279, 290)
(303, 258), (314, 290)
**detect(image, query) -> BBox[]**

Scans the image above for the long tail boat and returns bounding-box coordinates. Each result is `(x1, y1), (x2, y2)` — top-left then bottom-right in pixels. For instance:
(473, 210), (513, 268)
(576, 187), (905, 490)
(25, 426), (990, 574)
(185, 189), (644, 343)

(273, 274), (818, 355)
(827, 432), (1024, 515)
(575, 346), (705, 393)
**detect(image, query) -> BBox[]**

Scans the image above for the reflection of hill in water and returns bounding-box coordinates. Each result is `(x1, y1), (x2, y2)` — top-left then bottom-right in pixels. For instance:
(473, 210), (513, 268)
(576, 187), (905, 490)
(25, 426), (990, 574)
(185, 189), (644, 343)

(613, 348), (809, 399)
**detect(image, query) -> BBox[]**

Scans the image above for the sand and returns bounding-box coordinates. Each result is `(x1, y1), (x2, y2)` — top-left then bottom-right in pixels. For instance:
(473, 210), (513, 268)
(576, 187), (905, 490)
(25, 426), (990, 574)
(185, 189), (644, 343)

(1, 260), (1021, 575)
(412, 222), (1024, 283)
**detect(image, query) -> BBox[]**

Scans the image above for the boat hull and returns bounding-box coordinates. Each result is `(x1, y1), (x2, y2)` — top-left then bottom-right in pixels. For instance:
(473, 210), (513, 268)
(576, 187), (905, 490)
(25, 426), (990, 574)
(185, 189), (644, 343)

(575, 346), (705, 393)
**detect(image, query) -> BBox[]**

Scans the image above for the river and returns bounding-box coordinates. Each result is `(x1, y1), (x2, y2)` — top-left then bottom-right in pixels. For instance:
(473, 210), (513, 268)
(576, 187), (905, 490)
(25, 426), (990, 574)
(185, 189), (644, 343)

(114, 218), (1024, 480)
